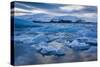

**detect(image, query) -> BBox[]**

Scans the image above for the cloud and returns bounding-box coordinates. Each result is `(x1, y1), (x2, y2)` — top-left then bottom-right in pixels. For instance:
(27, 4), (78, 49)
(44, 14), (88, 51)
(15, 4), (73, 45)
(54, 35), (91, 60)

(12, 7), (49, 16)
(12, 8), (30, 12)
(14, 2), (35, 10)
(11, 1), (97, 22)
(59, 5), (85, 12)
(31, 9), (49, 14)
(11, 8), (31, 16)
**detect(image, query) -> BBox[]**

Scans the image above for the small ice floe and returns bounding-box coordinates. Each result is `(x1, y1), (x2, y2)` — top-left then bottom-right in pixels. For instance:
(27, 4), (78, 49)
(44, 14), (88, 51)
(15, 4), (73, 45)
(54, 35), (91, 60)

(39, 46), (56, 56)
(55, 49), (65, 56)
(76, 37), (88, 43)
(31, 42), (48, 51)
(32, 41), (66, 56)
(52, 16), (79, 22)
(76, 37), (97, 46)
(47, 41), (65, 51)
(46, 34), (58, 43)
(32, 34), (49, 44)
(68, 40), (90, 51)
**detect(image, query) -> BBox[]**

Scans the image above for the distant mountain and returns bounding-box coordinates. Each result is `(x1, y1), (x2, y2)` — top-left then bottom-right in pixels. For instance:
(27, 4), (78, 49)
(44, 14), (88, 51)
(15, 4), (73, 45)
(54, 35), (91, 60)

(15, 13), (96, 24)
(32, 13), (54, 22)
(33, 15), (81, 23)
(52, 16), (79, 22)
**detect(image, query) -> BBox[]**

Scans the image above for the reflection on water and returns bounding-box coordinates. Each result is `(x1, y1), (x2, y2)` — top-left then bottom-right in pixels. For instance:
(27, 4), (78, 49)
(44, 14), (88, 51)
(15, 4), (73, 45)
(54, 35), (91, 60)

(13, 23), (97, 65)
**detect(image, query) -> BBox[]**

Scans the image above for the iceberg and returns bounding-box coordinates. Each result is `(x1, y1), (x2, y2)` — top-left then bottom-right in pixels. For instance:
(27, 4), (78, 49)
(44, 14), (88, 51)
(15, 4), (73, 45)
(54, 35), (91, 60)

(52, 16), (79, 22)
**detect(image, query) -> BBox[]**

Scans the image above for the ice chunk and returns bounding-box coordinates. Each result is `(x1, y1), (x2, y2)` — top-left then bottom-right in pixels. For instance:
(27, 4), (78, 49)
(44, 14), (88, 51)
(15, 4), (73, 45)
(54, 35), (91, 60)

(68, 40), (90, 50)
(40, 46), (56, 56)
(52, 16), (79, 22)
(32, 34), (48, 44)
(31, 44), (41, 51)
(77, 37), (97, 46)
(31, 42), (48, 51)
(48, 41), (64, 50)
(35, 41), (66, 56)
(55, 49), (65, 56)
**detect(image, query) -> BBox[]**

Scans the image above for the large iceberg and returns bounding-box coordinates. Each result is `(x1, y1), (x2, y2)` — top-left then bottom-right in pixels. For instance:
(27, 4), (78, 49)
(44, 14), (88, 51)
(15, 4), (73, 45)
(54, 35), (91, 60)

(52, 16), (79, 22)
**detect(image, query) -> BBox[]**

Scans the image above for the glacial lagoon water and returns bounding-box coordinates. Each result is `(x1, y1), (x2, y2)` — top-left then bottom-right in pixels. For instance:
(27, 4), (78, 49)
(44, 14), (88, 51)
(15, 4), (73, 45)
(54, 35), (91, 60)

(13, 21), (97, 65)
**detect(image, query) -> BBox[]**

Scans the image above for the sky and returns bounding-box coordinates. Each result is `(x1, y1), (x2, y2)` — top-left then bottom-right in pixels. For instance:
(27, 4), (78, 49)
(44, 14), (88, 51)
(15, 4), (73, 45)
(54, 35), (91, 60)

(11, 1), (97, 22)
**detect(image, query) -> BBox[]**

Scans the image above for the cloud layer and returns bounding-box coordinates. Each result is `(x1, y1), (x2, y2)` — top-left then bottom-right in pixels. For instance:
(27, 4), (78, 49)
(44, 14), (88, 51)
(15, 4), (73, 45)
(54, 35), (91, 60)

(11, 1), (97, 22)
